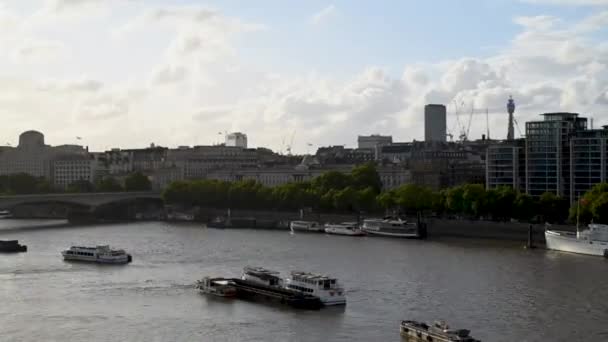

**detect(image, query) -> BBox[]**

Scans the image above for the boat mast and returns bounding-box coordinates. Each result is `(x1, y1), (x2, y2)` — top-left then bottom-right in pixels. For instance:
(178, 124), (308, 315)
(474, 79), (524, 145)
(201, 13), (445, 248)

(576, 195), (580, 234)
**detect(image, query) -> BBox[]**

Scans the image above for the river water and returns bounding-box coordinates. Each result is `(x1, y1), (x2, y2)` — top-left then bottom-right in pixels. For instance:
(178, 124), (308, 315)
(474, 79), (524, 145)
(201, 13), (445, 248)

(0, 220), (606, 342)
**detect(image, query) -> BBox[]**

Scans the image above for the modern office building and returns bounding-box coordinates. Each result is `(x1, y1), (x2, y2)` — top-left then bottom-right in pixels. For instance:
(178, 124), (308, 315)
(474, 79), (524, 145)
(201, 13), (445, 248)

(357, 135), (393, 150)
(225, 132), (248, 148)
(525, 113), (587, 198)
(569, 127), (608, 202)
(486, 139), (525, 191)
(424, 104), (447, 142)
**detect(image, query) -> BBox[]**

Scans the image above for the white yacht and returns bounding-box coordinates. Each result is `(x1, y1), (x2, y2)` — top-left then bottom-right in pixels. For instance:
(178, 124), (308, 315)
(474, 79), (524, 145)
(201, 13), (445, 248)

(285, 271), (346, 306)
(362, 217), (420, 238)
(61, 245), (132, 264)
(241, 266), (284, 287)
(324, 222), (366, 236)
(545, 223), (608, 257)
(290, 220), (323, 232)
(195, 277), (237, 297)
(0, 210), (13, 219)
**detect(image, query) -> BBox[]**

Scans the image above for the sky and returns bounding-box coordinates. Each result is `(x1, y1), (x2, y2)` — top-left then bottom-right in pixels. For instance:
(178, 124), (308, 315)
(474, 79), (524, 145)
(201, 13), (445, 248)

(1, 0), (608, 153)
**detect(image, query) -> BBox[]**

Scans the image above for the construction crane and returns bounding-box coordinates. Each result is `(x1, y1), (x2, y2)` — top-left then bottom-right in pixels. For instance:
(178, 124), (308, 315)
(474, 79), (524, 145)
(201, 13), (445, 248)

(485, 108), (490, 140)
(464, 104), (474, 142)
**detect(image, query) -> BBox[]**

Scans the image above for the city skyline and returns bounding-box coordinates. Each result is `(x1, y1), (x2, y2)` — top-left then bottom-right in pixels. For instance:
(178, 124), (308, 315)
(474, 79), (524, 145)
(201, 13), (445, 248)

(1, 0), (608, 152)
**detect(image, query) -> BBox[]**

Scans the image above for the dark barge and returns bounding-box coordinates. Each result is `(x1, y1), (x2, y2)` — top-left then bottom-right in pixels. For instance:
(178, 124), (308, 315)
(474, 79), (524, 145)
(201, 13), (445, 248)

(231, 278), (323, 309)
(0, 240), (27, 253)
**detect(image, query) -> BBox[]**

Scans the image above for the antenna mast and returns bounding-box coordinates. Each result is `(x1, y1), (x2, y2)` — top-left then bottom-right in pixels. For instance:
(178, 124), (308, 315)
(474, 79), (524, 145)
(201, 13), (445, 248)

(486, 108), (490, 140)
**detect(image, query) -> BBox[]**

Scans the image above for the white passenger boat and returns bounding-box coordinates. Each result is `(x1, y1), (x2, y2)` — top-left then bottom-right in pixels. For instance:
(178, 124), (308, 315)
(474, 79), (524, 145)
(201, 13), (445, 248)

(241, 266), (284, 287)
(195, 277), (237, 297)
(0, 210), (13, 219)
(285, 271), (346, 306)
(361, 217), (420, 238)
(289, 220), (323, 232)
(545, 223), (608, 257)
(324, 222), (366, 236)
(61, 245), (132, 264)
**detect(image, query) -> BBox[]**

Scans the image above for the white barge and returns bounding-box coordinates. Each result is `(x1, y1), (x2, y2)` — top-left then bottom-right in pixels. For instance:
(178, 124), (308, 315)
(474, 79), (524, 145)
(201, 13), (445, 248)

(324, 222), (366, 236)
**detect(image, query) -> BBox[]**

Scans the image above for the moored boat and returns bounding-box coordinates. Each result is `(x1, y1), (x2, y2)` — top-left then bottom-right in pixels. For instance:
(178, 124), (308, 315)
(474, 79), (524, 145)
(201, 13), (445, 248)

(324, 222), (366, 236)
(0, 210), (13, 219)
(290, 220), (323, 232)
(195, 277), (237, 297)
(545, 223), (608, 257)
(400, 320), (480, 342)
(362, 217), (420, 238)
(285, 271), (346, 306)
(61, 245), (132, 264)
(0, 240), (27, 253)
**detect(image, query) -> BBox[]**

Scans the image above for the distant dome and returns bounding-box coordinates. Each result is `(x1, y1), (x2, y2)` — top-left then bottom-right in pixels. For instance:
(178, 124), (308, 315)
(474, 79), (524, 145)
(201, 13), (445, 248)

(18, 130), (45, 148)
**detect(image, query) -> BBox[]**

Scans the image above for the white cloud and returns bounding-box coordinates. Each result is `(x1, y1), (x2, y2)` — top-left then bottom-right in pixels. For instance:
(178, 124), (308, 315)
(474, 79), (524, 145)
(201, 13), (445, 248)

(2, 2), (608, 151)
(11, 39), (66, 63)
(311, 5), (336, 25)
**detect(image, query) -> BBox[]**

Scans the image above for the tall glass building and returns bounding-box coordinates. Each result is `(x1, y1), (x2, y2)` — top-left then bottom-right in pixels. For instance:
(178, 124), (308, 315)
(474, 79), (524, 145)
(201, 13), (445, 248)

(525, 113), (587, 198)
(569, 127), (608, 203)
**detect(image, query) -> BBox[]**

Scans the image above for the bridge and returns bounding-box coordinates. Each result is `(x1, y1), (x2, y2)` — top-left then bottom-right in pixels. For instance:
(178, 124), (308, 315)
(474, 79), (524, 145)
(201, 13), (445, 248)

(0, 192), (163, 210)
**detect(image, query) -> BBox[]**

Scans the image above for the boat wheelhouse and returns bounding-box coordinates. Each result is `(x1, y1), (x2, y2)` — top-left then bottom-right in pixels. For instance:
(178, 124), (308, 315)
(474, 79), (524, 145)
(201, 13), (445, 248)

(285, 271), (346, 306)
(361, 217), (420, 238)
(196, 277), (237, 297)
(241, 266), (284, 287)
(400, 320), (480, 342)
(61, 245), (132, 264)
(324, 222), (366, 236)
(290, 220), (323, 232)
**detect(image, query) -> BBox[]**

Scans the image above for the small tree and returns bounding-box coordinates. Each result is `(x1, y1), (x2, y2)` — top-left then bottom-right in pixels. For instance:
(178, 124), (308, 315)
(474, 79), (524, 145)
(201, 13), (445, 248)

(124, 172), (151, 191)
(95, 177), (123, 192)
(66, 180), (95, 193)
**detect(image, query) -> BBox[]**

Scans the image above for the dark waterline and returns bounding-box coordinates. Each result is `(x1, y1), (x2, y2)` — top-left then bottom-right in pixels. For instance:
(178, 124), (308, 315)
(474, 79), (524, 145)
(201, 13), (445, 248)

(1, 220), (606, 342)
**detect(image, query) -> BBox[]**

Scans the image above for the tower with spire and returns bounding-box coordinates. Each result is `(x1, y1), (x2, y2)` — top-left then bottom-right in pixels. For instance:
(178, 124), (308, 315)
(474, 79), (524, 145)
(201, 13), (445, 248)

(507, 96), (515, 140)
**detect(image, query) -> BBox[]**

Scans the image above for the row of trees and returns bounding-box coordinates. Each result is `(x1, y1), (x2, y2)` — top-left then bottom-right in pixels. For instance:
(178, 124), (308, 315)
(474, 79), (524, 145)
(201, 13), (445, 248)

(163, 163), (582, 223)
(0, 172), (151, 195)
(163, 163), (384, 212)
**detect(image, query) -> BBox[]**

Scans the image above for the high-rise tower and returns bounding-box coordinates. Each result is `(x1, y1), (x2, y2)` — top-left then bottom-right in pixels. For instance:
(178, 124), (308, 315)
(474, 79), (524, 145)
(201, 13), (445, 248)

(507, 96), (515, 140)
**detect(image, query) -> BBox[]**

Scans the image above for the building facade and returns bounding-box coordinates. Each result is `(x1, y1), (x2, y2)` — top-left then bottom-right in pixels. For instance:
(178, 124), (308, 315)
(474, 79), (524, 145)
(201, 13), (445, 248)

(569, 127), (608, 202)
(225, 132), (248, 148)
(357, 135), (393, 150)
(53, 157), (96, 190)
(424, 104), (447, 142)
(525, 113), (586, 198)
(486, 140), (526, 191)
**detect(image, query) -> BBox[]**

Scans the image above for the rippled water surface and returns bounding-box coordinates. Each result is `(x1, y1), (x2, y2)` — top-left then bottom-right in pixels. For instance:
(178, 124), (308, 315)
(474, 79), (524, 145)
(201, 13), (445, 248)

(1, 220), (607, 342)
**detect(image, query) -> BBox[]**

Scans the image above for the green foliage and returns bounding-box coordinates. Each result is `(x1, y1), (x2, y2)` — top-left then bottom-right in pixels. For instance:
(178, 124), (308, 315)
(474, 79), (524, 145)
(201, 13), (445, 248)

(0, 173), (53, 194)
(124, 172), (152, 191)
(95, 177), (123, 192)
(590, 193), (608, 224)
(66, 180), (95, 193)
(513, 192), (536, 221)
(394, 184), (433, 212)
(539, 192), (568, 223)
(350, 163), (383, 193)
(376, 191), (396, 210)
(311, 171), (352, 193)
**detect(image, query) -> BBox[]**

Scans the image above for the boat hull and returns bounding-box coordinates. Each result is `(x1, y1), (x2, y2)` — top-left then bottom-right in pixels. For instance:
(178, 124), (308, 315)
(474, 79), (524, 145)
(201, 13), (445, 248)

(545, 231), (608, 257)
(324, 228), (366, 236)
(362, 229), (419, 238)
(62, 253), (132, 264)
(290, 221), (323, 232)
